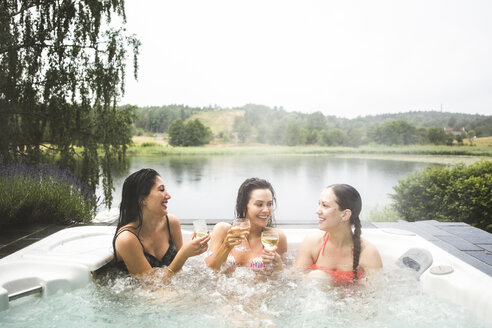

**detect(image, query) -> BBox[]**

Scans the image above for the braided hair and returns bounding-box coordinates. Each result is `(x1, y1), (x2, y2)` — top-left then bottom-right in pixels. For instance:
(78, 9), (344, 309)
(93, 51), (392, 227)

(235, 178), (277, 227)
(328, 184), (362, 280)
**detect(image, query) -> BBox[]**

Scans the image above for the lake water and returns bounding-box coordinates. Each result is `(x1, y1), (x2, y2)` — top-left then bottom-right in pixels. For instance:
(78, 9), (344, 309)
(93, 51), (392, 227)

(98, 155), (435, 223)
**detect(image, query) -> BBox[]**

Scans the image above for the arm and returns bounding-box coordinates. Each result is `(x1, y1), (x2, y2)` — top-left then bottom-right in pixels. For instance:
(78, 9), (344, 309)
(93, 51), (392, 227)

(205, 222), (244, 271)
(295, 233), (318, 272)
(167, 215), (210, 274)
(359, 239), (383, 270)
(114, 231), (154, 275)
(166, 233), (210, 275)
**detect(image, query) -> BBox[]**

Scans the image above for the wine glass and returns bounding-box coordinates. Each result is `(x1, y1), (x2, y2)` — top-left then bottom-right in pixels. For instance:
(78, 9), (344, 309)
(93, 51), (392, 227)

(261, 229), (279, 251)
(193, 219), (209, 238)
(231, 218), (250, 251)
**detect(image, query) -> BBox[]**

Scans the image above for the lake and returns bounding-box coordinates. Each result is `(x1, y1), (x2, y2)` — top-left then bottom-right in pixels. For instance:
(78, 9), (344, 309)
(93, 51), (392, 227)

(98, 154), (435, 223)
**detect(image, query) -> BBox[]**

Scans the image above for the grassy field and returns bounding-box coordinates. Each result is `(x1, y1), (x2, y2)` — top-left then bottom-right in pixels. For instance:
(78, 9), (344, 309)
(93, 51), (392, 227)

(463, 136), (492, 147)
(128, 136), (492, 165)
(189, 109), (245, 135)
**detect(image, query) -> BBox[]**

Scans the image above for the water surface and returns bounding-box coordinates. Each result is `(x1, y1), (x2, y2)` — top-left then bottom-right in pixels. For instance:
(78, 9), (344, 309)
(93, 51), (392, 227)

(98, 155), (435, 222)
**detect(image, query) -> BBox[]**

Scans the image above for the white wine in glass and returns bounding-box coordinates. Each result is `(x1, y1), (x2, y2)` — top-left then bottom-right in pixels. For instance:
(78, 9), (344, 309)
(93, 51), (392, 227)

(261, 230), (279, 251)
(232, 218), (250, 251)
(193, 219), (209, 238)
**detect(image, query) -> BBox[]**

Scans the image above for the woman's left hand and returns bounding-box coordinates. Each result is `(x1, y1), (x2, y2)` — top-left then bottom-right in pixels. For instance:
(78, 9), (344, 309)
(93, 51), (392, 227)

(262, 247), (281, 266)
(182, 233), (211, 258)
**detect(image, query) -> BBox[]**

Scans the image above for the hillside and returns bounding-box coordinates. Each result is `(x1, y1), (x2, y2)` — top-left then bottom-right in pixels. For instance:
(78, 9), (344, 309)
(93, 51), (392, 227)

(132, 104), (491, 147)
(188, 109), (244, 134)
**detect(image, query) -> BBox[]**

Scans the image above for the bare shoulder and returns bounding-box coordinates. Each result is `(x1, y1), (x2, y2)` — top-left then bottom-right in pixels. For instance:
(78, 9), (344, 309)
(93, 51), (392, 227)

(212, 221), (232, 233)
(360, 238), (383, 269)
(114, 228), (143, 259)
(274, 228), (288, 254)
(167, 214), (182, 233)
(302, 230), (325, 246)
(167, 214), (181, 227)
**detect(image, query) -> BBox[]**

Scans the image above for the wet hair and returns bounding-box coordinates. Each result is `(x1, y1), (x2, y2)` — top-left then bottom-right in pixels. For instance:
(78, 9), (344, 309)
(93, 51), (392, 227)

(235, 177), (277, 227)
(327, 183), (362, 280)
(115, 168), (160, 233)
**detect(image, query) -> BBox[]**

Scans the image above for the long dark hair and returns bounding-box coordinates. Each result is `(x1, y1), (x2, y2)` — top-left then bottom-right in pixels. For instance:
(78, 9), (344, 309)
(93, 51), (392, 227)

(328, 183), (362, 280)
(115, 168), (160, 233)
(235, 178), (277, 227)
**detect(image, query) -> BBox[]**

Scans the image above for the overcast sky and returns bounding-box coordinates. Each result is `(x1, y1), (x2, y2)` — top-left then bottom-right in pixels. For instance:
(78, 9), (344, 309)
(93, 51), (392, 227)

(120, 0), (492, 118)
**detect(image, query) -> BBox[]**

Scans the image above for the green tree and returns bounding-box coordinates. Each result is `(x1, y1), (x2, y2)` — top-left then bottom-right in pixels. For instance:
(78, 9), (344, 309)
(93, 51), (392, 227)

(0, 0), (140, 207)
(168, 119), (186, 146)
(468, 129), (476, 146)
(370, 120), (418, 145)
(285, 123), (303, 146)
(183, 119), (212, 146)
(426, 127), (448, 145)
(168, 119), (212, 146)
(319, 129), (346, 146)
(233, 116), (251, 143)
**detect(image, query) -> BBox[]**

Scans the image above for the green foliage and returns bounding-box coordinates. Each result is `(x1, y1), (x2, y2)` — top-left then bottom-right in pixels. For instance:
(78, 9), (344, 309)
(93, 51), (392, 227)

(0, 1), (140, 208)
(168, 119), (186, 146)
(134, 103), (491, 147)
(369, 120), (418, 145)
(233, 116), (251, 143)
(134, 105), (197, 132)
(141, 142), (159, 147)
(0, 162), (97, 227)
(168, 119), (212, 146)
(391, 161), (492, 232)
(366, 205), (403, 222)
(426, 127), (449, 145)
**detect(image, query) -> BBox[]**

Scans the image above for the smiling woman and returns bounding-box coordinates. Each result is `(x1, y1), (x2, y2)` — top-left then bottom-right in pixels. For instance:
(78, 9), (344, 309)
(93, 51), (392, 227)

(111, 168), (210, 278)
(295, 184), (382, 283)
(205, 177), (287, 272)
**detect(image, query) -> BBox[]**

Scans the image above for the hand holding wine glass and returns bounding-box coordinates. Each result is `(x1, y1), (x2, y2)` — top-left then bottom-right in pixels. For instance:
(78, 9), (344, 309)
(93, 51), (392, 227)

(193, 219), (209, 239)
(261, 229), (280, 270)
(231, 218), (250, 252)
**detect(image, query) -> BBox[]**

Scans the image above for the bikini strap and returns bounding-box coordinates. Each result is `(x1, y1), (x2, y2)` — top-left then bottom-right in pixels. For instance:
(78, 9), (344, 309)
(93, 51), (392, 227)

(313, 232), (330, 263)
(113, 228), (146, 262)
(165, 215), (173, 243)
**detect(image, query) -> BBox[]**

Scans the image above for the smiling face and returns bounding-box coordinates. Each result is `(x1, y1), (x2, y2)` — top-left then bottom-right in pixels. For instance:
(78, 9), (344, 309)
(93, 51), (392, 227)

(141, 176), (171, 217)
(316, 187), (349, 231)
(245, 188), (273, 228)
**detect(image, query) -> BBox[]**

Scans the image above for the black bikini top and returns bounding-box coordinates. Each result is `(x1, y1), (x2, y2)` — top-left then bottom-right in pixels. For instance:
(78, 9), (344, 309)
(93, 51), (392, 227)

(113, 215), (178, 271)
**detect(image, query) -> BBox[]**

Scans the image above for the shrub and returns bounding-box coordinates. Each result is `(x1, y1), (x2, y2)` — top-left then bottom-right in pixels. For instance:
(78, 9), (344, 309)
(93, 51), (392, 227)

(141, 142), (159, 147)
(391, 161), (492, 232)
(0, 161), (98, 227)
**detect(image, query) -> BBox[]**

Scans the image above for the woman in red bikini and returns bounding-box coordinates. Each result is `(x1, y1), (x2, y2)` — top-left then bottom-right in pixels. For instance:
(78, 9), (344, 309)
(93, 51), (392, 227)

(205, 178), (287, 272)
(295, 184), (382, 283)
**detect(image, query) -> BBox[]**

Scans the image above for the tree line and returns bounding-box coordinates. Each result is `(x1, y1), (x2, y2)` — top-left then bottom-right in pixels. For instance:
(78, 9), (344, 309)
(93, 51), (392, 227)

(133, 104), (491, 147)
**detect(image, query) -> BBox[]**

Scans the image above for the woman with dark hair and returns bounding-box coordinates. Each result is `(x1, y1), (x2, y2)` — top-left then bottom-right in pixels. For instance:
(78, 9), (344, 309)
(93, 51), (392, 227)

(295, 184), (382, 283)
(113, 168), (210, 277)
(205, 178), (287, 272)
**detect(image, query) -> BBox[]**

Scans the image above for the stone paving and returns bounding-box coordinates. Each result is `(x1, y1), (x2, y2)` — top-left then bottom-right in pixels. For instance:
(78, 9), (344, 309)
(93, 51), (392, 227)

(1, 220), (491, 276)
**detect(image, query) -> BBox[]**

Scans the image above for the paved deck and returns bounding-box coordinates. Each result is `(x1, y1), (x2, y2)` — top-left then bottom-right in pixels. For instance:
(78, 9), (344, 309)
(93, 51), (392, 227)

(370, 220), (492, 276)
(1, 220), (491, 276)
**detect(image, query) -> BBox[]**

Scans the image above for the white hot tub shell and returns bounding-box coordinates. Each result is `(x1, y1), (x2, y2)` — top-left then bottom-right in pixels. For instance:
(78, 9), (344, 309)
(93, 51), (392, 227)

(0, 225), (491, 326)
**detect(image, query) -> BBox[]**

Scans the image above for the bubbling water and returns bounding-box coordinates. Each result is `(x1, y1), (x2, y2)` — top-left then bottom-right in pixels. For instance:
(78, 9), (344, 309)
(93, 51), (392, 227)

(0, 252), (487, 328)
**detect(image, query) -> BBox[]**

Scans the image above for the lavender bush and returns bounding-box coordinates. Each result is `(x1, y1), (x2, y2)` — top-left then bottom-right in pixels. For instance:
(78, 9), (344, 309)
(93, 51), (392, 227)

(0, 160), (98, 226)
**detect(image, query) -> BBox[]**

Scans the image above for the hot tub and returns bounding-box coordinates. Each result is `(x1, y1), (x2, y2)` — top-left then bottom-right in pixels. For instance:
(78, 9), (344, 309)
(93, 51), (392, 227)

(0, 225), (491, 327)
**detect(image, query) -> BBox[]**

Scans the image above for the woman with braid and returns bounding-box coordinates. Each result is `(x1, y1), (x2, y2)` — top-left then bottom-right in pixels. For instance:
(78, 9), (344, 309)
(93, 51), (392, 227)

(295, 184), (382, 283)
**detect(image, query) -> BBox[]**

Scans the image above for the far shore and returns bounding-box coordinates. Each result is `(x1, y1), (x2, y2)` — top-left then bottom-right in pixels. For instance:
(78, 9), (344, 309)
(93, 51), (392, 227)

(128, 136), (492, 165)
